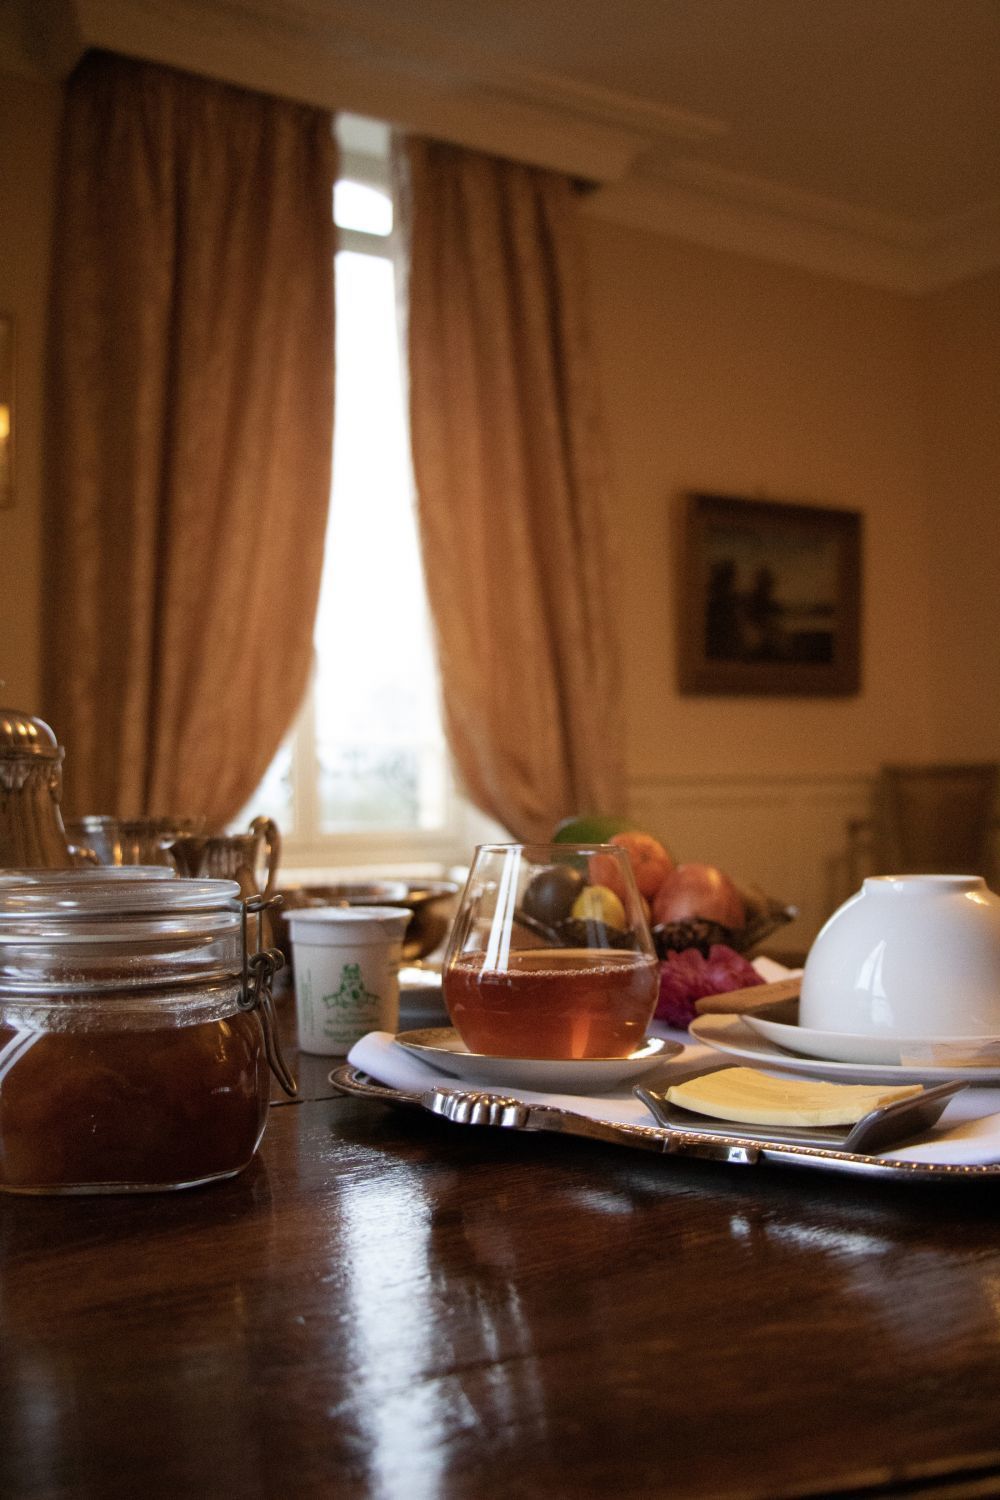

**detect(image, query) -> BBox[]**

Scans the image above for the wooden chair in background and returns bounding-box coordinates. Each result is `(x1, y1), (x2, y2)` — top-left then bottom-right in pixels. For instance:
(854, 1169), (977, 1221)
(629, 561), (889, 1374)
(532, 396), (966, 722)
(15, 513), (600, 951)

(848, 762), (1000, 887)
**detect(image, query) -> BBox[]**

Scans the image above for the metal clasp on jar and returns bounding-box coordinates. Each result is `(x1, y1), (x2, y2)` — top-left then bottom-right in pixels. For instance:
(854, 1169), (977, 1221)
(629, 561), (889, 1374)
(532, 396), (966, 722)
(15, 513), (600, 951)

(239, 894), (297, 1098)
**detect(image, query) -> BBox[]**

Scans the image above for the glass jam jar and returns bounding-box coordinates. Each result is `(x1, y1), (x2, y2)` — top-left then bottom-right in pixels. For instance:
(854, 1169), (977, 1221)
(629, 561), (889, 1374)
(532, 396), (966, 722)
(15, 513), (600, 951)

(0, 871), (294, 1194)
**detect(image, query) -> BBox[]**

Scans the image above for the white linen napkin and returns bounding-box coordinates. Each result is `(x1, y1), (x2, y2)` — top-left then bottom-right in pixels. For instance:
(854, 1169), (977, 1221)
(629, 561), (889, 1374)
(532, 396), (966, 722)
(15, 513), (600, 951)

(345, 1027), (1000, 1168)
(346, 1027), (692, 1126)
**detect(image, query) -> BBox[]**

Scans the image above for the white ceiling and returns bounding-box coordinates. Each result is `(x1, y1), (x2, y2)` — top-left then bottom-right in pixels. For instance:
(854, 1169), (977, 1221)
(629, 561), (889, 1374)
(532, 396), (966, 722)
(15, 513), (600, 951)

(9, 0), (1000, 290)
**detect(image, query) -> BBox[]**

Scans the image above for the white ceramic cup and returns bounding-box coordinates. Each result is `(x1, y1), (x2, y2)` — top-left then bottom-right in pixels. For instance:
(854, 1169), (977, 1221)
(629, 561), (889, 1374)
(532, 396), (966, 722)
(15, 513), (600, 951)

(287, 905), (411, 1056)
(800, 874), (1000, 1039)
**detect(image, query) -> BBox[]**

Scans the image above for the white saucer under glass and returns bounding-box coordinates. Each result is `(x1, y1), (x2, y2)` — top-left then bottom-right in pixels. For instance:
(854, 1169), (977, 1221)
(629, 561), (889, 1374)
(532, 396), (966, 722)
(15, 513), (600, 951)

(394, 1027), (680, 1093)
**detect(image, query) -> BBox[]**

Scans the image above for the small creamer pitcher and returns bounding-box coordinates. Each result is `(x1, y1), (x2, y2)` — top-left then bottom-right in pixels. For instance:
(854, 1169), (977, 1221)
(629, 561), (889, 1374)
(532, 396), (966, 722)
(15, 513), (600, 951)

(168, 816), (281, 900)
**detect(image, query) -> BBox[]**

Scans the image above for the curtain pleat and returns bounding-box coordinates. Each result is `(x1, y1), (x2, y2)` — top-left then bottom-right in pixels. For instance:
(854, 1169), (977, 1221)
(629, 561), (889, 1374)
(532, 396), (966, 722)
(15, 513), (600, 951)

(44, 51), (336, 824)
(397, 137), (626, 841)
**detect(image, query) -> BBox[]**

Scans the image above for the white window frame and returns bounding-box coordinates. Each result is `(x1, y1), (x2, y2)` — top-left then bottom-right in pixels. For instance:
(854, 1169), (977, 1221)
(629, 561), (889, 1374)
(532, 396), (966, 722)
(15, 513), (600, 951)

(271, 140), (505, 877)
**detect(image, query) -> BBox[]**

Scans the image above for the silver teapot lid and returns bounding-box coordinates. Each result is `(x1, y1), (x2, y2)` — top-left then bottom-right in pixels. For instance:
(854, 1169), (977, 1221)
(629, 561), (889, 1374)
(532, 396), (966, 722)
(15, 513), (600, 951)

(0, 709), (63, 761)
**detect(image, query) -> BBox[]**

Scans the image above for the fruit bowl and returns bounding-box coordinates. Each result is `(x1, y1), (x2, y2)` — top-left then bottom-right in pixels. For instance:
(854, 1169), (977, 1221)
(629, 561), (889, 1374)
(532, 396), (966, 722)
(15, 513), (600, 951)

(550, 819), (796, 959)
(652, 884), (796, 959)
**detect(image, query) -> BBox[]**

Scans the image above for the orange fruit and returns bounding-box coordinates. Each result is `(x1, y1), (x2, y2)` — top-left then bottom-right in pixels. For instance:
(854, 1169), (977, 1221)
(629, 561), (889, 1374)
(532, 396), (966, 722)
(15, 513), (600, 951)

(609, 831), (674, 899)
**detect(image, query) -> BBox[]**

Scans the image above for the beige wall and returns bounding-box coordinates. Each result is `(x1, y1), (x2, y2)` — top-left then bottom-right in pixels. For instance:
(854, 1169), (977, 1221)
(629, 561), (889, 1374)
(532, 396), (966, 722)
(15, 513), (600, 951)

(0, 71), (60, 708)
(583, 217), (937, 783)
(579, 218), (964, 929)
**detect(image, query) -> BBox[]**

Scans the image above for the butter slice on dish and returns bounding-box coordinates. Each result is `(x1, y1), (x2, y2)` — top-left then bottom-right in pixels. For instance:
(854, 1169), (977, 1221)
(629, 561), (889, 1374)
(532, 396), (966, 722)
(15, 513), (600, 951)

(665, 1068), (923, 1127)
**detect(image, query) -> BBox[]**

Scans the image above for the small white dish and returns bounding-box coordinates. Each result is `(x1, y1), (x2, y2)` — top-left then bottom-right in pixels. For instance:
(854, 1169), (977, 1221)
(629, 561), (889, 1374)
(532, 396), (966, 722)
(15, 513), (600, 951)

(745, 1013), (1000, 1067)
(690, 1013), (1000, 1086)
(394, 1028), (680, 1093)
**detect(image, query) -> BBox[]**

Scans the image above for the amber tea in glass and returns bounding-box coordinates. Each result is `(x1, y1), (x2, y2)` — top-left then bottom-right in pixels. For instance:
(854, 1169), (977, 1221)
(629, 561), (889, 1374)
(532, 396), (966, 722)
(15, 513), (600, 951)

(442, 843), (659, 1060)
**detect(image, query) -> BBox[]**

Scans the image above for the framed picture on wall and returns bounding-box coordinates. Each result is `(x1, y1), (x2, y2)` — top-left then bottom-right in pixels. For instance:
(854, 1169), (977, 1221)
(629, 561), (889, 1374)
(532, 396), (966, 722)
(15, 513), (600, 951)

(678, 492), (862, 695)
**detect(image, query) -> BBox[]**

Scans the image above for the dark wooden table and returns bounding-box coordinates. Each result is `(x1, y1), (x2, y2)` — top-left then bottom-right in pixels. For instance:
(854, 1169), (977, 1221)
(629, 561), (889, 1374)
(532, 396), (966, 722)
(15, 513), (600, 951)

(3, 993), (1000, 1500)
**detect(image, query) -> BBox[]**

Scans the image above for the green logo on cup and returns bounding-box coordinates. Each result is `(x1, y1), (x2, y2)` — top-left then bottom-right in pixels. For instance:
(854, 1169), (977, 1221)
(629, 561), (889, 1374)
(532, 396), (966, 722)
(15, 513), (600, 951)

(322, 961), (380, 1035)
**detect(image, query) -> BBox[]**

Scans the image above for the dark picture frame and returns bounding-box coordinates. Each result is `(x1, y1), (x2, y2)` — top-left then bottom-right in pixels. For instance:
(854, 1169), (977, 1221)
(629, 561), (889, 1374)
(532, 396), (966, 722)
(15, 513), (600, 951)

(678, 492), (862, 695)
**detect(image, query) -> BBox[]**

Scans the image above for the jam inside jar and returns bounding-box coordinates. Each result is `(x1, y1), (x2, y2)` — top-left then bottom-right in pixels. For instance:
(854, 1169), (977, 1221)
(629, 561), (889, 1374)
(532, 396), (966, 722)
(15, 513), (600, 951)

(0, 872), (289, 1194)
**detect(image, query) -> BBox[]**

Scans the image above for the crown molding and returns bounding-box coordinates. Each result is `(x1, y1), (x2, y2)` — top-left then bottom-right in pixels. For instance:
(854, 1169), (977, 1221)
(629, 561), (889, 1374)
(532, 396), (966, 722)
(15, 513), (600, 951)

(262, 0), (729, 145)
(662, 158), (923, 247)
(10, 0), (999, 292)
(32, 0), (724, 179)
(235, 0), (730, 144)
(63, 0), (686, 182)
(587, 164), (1000, 294)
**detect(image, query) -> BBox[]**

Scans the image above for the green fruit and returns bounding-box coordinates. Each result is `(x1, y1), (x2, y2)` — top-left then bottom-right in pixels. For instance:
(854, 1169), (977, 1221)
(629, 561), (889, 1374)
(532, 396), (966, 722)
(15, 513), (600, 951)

(523, 864), (586, 924)
(552, 813), (630, 845)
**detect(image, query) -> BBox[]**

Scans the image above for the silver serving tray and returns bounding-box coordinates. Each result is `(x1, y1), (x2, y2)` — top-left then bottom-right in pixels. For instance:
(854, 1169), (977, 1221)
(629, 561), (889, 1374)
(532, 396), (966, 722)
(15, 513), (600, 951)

(329, 1065), (1000, 1183)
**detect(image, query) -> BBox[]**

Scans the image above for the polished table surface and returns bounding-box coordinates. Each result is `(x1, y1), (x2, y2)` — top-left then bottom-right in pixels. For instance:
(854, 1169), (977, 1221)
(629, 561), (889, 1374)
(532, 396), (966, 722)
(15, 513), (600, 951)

(3, 994), (1000, 1499)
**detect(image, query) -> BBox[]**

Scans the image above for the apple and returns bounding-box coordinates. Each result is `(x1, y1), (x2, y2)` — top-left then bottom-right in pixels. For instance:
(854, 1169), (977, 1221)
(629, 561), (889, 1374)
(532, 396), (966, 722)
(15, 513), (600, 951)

(651, 863), (745, 930)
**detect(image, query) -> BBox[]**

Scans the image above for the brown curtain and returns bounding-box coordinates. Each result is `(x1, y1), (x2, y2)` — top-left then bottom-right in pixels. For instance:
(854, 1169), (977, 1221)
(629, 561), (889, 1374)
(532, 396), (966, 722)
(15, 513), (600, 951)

(43, 52), (336, 824)
(396, 137), (626, 842)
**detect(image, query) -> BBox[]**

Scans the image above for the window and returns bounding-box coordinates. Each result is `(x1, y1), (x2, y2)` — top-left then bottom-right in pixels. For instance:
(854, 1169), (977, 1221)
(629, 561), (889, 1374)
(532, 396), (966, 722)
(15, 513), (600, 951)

(243, 118), (501, 873)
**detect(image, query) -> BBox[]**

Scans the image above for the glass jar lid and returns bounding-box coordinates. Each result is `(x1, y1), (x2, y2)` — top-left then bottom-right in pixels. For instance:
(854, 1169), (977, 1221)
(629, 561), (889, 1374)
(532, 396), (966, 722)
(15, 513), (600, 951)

(0, 871), (244, 992)
(0, 870), (239, 915)
(0, 866), (179, 888)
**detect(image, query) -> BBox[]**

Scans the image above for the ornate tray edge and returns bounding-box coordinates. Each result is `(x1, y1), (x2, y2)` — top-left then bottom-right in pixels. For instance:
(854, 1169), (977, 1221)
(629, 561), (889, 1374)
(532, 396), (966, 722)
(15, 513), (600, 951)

(329, 1066), (1000, 1183)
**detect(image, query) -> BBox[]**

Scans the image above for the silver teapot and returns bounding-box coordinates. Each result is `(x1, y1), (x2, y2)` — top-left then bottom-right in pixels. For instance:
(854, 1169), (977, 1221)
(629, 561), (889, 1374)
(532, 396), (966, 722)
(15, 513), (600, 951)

(0, 708), (78, 868)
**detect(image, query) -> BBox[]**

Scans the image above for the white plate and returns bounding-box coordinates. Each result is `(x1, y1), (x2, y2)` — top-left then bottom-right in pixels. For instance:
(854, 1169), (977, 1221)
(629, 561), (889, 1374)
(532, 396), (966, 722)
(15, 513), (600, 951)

(690, 1013), (1000, 1086)
(394, 1028), (680, 1093)
(745, 1014), (1000, 1067)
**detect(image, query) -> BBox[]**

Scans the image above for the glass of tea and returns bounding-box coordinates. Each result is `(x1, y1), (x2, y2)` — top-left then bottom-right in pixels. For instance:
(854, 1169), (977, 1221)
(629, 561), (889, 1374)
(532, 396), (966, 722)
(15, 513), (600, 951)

(442, 843), (660, 1060)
